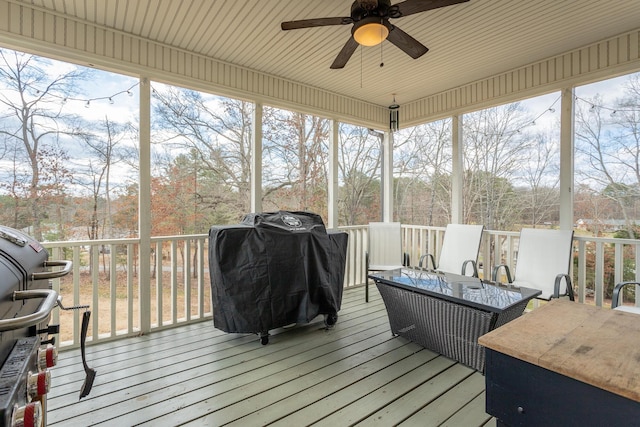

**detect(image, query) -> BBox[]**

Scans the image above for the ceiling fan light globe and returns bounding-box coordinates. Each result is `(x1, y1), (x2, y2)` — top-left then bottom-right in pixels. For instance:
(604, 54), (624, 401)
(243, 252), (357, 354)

(353, 20), (389, 46)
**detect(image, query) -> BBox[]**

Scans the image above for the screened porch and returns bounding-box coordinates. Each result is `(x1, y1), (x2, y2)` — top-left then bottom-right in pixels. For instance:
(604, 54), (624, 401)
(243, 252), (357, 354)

(1, 0), (640, 425)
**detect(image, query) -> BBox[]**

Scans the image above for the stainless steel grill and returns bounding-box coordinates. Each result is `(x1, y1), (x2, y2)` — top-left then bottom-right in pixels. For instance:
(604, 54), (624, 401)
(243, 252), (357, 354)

(0, 226), (71, 427)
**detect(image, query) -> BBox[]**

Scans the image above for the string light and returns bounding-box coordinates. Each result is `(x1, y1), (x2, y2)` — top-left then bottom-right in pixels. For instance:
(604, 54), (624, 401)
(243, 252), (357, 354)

(9, 80), (140, 107)
(473, 94), (640, 138)
(476, 95), (561, 138)
(574, 95), (640, 115)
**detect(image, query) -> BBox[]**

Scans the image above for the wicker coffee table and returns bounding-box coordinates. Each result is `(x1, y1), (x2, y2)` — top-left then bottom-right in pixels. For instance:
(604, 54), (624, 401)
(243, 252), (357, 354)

(369, 268), (541, 372)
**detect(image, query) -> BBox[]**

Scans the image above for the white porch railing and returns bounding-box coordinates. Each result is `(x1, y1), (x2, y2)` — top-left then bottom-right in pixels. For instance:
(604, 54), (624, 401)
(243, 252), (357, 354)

(399, 225), (640, 307)
(44, 225), (639, 348)
(45, 234), (211, 349)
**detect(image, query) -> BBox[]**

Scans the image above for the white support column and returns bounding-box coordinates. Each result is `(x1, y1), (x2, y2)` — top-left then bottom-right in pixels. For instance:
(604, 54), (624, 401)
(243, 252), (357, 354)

(138, 77), (151, 334)
(328, 119), (339, 229)
(251, 103), (263, 213)
(559, 88), (575, 230)
(383, 131), (394, 222)
(451, 114), (464, 224)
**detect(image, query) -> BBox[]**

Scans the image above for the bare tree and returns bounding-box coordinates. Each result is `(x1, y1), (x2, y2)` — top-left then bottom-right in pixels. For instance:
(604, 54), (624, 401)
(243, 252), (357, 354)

(574, 183), (618, 236)
(575, 81), (640, 237)
(262, 108), (329, 216)
(152, 86), (253, 217)
(0, 49), (90, 239)
(463, 103), (535, 229)
(80, 116), (130, 238)
(338, 125), (382, 225)
(516, 129), (560, 226)
(394, 119), (452, 226)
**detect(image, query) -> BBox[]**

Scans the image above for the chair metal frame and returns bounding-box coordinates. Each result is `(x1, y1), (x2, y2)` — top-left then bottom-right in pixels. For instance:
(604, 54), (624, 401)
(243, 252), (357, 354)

(418, 224), (485, 278)
(492, 228), (575, 301)
(611, 281), (640, 314)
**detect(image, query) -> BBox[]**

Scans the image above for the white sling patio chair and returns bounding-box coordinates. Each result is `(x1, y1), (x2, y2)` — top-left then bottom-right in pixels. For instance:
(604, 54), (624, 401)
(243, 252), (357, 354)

(418, 224), (485, 277)
(492, 228), (575, 301)
(365, 222), (408, 302)
(611, 282), (640, 314)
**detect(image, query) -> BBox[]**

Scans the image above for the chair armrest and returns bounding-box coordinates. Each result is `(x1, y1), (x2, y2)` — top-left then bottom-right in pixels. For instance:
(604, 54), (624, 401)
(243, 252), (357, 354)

(612, 281), (640, 308)
(461, 260), (479, 278)
(553, 273), (574, 301)
(418, 254), (436, 270)
(492, 264), (512, 283)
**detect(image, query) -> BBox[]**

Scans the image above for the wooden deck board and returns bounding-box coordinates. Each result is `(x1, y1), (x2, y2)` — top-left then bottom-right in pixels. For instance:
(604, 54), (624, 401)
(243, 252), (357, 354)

(225, 342), (427, 426)
(399, 373), (487, 426)
(48, 286), (494, 426)
(353, 363), (476, 426)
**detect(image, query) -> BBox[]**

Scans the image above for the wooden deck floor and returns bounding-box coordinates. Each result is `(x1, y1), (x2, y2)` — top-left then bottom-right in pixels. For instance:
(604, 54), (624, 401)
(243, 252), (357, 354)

(48, 286), (495, 427)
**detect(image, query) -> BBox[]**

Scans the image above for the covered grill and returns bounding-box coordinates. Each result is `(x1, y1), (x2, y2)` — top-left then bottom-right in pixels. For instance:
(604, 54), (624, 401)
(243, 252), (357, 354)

(209, 211), (348, 344)
(0, 225), (72, 426)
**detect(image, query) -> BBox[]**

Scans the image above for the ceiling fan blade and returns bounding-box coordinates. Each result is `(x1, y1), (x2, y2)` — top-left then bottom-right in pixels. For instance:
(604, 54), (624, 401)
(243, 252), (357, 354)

(281, 17), (350, 31)
(394, 0), (469, 17)
(330, 37), (359, 69)
(386, 26), (429, 59)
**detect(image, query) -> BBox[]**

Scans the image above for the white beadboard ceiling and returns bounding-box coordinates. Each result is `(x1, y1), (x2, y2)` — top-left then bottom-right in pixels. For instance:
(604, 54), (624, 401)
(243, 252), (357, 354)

(13, 0), (640, 107)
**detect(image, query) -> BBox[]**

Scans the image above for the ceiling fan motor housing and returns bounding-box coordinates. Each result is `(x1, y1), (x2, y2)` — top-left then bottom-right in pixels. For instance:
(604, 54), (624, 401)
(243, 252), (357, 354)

(351, 0), (393, 21)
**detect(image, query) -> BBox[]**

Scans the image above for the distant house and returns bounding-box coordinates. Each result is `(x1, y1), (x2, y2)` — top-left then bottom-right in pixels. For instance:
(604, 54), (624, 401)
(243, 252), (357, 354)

(575, 219), (640, 233)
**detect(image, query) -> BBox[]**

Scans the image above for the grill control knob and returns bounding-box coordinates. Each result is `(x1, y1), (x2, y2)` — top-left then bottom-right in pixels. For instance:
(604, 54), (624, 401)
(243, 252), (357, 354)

(11, 401), (42, 427)
(27, 370), (51, 399)
(38, 344), (58, 369)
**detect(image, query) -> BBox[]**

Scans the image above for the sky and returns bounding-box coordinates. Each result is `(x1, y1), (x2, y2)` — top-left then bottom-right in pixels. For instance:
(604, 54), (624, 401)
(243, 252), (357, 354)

(1, 47), (639, 198)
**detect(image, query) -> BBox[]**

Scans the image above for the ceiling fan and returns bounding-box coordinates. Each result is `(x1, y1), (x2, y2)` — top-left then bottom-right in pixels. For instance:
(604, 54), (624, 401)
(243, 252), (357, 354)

(281, 0), (470, 69)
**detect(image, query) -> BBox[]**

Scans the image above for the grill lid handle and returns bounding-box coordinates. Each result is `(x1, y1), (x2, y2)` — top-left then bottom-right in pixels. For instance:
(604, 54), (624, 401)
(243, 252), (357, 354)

(32, 260), (72, 280)
(0, 289), (59, 332)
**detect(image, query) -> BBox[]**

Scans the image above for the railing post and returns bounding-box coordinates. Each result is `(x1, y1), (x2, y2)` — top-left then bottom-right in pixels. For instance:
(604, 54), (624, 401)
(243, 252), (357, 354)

(577, 240), (587, 304)
(197, 237), (206, 318)
(155, 240), (163, 327)
(127, 243), (134, 333)
(184, 239), (192, 322)
(595, 241), (604, 307)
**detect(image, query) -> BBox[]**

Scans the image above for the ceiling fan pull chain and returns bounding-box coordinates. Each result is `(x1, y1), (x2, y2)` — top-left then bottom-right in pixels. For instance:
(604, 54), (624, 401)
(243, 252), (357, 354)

(360, 45), (363, 88)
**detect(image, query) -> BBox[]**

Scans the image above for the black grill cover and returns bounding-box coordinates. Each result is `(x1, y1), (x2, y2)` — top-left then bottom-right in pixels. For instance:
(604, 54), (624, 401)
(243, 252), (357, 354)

(208, 211), (348, 334)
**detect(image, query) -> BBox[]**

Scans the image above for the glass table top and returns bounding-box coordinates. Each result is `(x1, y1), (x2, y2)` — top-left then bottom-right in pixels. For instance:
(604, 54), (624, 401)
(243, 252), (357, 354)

(369, 267), (541, 312)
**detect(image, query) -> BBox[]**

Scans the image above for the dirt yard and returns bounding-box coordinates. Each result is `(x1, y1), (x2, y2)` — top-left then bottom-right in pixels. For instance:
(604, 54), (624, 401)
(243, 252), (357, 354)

(55, 269), (212, 343)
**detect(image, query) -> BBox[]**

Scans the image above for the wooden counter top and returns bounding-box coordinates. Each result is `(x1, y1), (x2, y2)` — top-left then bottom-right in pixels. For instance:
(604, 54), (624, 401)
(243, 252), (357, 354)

(478, 299), (640, 402)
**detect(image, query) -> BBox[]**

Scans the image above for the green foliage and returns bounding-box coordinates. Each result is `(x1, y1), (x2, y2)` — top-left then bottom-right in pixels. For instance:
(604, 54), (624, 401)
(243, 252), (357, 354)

(612, 221), (640, 239)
